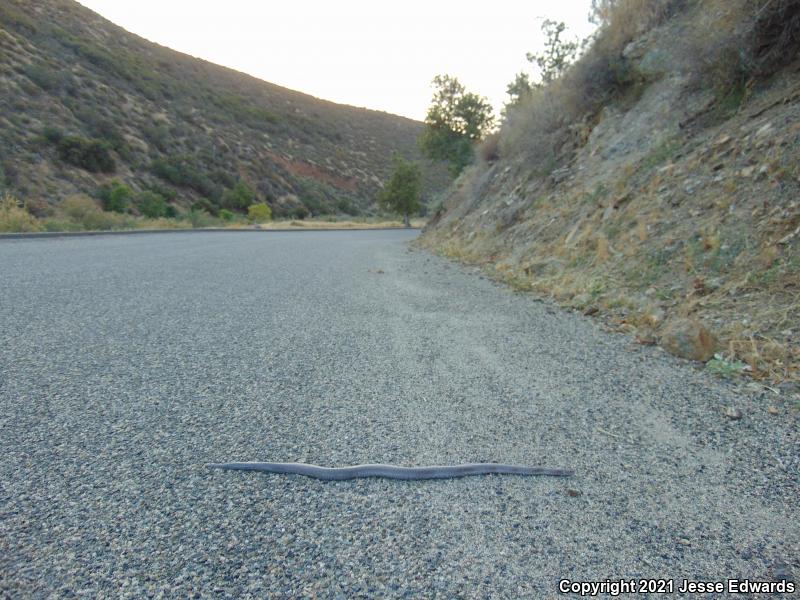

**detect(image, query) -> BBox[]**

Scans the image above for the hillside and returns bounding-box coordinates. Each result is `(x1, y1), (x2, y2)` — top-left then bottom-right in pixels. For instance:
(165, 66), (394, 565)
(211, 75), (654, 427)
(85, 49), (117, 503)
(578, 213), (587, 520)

(0, 0), (449, 220)
(419, 0), (800, 385)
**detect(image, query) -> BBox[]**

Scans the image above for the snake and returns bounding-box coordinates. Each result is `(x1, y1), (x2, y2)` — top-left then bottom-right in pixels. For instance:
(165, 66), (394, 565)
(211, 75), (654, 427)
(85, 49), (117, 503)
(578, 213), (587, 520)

(207, 462), (574, 480)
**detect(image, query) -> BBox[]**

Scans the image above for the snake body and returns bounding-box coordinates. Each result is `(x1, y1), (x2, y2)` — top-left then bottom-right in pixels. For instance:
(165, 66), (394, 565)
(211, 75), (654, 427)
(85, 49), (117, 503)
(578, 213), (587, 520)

(207, 462), (574, 480)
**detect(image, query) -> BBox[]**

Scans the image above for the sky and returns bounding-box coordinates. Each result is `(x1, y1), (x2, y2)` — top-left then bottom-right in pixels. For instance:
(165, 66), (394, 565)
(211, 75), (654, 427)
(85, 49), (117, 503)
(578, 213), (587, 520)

(76, 1), (597, 121)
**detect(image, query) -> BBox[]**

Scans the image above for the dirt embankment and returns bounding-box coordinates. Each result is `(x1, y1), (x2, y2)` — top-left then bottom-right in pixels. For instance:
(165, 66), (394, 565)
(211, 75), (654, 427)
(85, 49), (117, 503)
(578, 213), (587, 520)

(419, 2), (800, 386)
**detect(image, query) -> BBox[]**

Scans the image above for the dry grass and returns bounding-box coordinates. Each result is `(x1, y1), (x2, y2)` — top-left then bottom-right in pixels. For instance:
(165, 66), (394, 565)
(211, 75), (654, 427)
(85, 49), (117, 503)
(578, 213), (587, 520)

(592, 0), (681, 48)
(259, 218), (426, 230)
(682, 0), (800, 100)
(0, 194), (41, 232)
(0, 199), (425, 234)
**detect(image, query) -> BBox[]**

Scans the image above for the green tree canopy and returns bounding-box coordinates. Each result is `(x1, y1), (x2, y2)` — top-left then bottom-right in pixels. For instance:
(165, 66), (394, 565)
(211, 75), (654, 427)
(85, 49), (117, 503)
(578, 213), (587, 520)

(108, 183), (132, 213)
(137, 191), (167, 218)
(419, 75), (494, 176)
(378, 157), (422, 227)
(247, 202), (272, 222)
(506, 72), (534, 105)
(503, 20), (581, 118)
(223, 180), (256, 211)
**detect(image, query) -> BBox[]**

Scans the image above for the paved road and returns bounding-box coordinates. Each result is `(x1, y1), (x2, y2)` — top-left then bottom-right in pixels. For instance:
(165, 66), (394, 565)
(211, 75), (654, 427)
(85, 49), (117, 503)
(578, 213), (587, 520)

(1, 231), (797, 598)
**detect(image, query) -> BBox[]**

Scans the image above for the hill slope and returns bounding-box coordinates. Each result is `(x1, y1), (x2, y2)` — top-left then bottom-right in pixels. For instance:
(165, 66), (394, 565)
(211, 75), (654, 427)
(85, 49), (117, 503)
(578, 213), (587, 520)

(420, 0), (800, 384)
(0, 0), (448, 218)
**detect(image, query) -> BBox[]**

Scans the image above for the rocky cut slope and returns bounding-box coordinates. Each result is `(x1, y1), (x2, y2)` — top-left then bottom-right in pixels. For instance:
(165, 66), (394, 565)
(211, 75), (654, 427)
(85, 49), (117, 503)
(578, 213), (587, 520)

(420, 0), (800, 384)
(0, 0), (449, 218)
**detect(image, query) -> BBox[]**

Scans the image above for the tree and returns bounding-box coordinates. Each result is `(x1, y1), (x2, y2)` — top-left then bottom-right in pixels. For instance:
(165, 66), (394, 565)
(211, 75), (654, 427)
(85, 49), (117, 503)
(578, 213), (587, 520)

(98, 181), (132, 213)
(419, 75), (494, 176)
(222, 180), (256, 211)
(247, 202), (272, 222)
(526, 20), (580, 86)
(137, 191), (167, 218)
(503, 72), (535, 117)
(378, 157), (422, 227)
(506, 72), (534, 106)
(108, 184), (132, 213)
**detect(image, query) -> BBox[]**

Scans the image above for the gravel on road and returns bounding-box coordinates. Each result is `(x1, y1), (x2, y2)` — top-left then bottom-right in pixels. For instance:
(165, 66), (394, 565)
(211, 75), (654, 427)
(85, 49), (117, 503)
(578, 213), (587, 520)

(1, 230), (797, 598)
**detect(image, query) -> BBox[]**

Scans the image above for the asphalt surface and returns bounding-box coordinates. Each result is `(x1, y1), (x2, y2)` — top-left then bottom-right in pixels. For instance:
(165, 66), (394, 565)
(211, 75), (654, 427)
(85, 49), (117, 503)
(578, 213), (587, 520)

(1, 230), (797, 598)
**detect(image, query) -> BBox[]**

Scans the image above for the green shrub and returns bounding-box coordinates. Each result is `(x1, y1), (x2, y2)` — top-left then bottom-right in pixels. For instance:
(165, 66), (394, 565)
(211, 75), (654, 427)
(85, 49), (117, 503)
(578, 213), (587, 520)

(223, 180), (256, 210)
(146, 182), (177, 202)
(42, 126), (64, 144)
(0, 195), (41, 233)
(191, 198), (218, 216)
(247, 203), (272, 222)
(142, 122), (170, 152)
(80, 209), (127, 231)
(336, 198), (356, 215)
(219, 208), (235, 221)
(705, 353), (749, 378)
(56, 136), (116, 173)
(151, 157), (220, 200)
(292, 205), (310, 220)
(137, 191), (167, 218)
(209, 93), (280, 129)
(81, 116), (130, 160)
(187, 208), (213, 228)
(99, 182), (133, 213)
(57, 194), (126, 230)
(61, 194), (101, 221)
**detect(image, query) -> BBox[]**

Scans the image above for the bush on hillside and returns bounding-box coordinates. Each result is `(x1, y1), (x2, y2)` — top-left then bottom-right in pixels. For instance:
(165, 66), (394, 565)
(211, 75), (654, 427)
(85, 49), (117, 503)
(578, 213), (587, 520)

(97, 181), (133, 213)
(685, 0), (800, 100)
(59, 194), (128, 230)
(336, 198), (356, 215)
(247, 203), (272, 222)
(191, 198), (219, 217)
(187, 208), (214, 228)
(61, 194), (101, 221)
(223, 180), (256, 210)
(56, 136), (116, 173)
(0, 195), (41, 233)
(136, 191), (168, 218)
(42, 125), (64, 144)
(293, 205), (311, 220)
(151, 157), (220, 200)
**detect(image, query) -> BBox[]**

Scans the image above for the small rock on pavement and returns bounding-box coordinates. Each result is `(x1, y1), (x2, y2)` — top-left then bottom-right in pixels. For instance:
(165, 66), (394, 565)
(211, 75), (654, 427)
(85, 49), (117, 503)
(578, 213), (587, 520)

(768, 406), (780, 415)
(566, 489), (583, 498)
(660, 318), (717, 362)
(771, 560), (795, 582)
(724, 407), (743, 420)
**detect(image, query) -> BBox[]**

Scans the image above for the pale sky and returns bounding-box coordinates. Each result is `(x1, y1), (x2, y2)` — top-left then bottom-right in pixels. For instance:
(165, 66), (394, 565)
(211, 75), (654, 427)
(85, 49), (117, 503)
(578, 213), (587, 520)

(76, 1), (597, 121)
